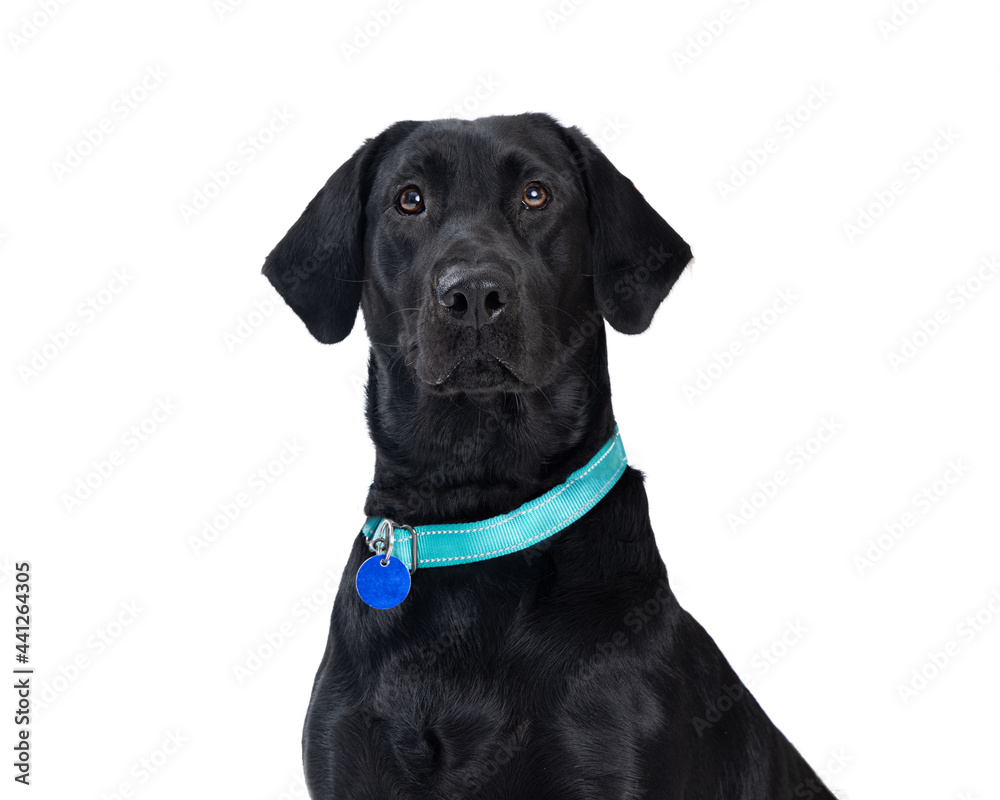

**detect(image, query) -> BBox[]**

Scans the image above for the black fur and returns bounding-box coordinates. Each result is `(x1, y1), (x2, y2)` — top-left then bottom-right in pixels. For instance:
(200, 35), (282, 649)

(264, 113), (835, 799)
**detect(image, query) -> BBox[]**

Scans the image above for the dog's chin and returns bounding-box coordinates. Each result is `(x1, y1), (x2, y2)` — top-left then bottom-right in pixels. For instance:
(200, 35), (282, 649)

(418, 350), (529, 395)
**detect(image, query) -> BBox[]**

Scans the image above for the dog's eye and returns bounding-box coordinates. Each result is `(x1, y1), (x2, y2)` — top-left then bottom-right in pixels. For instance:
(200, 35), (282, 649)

(397, 187), (424, 215)
(522, 182), (548, 210)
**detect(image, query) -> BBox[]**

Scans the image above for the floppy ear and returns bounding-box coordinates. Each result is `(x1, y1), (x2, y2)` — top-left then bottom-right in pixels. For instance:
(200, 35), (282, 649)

(563, 127), (693, 335)
(262, 122), (418, 343)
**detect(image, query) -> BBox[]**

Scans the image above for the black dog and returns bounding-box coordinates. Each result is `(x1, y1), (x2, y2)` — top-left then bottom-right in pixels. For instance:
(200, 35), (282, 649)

(264, 113), (835, 799)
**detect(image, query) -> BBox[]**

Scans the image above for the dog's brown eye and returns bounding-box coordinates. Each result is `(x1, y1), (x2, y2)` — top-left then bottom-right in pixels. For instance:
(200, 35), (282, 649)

(522, 182), (548, 209)
(397, 187), (424, 215)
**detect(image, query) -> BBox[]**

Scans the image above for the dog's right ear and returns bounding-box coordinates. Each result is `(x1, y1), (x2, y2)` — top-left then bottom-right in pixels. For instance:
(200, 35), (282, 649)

(262, 122), (419, 344)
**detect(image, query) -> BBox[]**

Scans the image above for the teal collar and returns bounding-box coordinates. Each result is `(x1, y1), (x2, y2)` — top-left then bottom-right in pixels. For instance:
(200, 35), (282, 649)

(362, 428), (627, 571)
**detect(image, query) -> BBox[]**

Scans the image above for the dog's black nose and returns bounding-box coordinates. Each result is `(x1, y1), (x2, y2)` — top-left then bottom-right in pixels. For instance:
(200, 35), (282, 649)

(436, 267), (512, 328)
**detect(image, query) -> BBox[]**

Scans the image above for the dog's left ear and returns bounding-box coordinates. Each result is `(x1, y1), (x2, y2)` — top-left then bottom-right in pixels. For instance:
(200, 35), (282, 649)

(562, 126), (693, 335)
(262, 121), (419, 343)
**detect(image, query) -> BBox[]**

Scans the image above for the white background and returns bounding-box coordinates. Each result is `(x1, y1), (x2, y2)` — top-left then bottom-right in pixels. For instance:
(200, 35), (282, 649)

(3, 0), (999, 797)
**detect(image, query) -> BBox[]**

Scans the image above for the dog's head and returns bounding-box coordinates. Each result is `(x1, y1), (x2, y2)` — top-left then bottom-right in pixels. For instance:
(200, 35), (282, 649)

(263, 113), (692, 394)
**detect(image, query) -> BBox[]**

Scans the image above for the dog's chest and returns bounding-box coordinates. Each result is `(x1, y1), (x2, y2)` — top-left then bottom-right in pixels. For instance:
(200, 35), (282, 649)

(308, 567), (673, 799)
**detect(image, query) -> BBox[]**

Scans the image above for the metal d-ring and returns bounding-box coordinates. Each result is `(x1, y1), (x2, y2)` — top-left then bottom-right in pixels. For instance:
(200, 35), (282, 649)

(370, 519), (394, 566)
(370, 519), (418, 573)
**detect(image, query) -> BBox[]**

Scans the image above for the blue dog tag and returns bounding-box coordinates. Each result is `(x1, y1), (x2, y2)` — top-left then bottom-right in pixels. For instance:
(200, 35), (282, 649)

(356, 554), (411, 609)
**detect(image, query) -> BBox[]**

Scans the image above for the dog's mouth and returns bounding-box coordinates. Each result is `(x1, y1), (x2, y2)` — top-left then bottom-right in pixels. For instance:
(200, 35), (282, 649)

(408, 310), (538, 394)
(424, 347), (525, 393)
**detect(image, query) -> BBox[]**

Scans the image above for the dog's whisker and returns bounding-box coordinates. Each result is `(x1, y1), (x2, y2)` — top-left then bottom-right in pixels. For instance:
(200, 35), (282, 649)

(381, 307), (421, 323)
(537, 303), (587, 328)
(535, 386), (555, 413)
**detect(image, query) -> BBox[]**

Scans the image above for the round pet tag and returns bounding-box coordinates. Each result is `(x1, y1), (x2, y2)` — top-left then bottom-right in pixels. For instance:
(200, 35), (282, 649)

(356, 554), (411, 609)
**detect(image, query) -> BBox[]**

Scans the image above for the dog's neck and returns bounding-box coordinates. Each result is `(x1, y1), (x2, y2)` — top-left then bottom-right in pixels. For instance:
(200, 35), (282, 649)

(363, 331), (617, 525)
